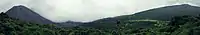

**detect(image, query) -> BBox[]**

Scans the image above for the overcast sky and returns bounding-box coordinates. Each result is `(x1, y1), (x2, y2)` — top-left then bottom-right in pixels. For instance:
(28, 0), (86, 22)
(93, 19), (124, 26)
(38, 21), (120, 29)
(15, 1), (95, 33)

(0, 0), (198, 22)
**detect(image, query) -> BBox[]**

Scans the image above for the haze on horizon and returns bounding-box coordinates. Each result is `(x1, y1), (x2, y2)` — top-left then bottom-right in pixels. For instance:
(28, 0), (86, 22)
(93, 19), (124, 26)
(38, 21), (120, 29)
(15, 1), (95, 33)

(0, 0), (199, 22)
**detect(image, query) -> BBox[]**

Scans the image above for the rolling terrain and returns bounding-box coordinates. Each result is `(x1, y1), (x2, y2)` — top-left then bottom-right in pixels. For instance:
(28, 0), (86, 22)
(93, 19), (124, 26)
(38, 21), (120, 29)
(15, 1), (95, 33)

(82, 4), (200, 28)
(0, 4), (200, 35)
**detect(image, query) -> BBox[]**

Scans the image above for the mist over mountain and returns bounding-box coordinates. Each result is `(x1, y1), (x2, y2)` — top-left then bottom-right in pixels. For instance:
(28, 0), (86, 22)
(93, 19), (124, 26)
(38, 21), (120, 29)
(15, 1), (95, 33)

(1, 3), (200, 35)
(4, 5), (84, 27)
(82, 4), (200, 28)
(2, 0), (200, 35)
(134, 4), (200, 21)
(4, 4), (200, 27)
(2, 0), (200, 22)
(5, 5), (54, 24)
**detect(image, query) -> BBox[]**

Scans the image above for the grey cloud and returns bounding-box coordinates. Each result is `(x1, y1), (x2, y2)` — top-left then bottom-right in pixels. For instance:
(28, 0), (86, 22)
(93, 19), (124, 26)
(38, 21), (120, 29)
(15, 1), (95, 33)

(0, 0), (199, 22)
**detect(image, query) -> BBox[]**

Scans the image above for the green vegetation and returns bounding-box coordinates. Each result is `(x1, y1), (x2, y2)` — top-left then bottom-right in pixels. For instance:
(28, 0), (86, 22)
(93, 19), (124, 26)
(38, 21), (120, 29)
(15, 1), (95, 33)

(1, 11), (200, 35)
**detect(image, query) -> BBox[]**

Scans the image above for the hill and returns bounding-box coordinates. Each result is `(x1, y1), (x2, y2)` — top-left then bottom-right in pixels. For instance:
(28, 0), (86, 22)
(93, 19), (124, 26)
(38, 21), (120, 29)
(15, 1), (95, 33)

(5, 5), (54, 24)
(134, 4), (200, 20)
(82, 4), (200, 28)
(1, 4), (200, 35)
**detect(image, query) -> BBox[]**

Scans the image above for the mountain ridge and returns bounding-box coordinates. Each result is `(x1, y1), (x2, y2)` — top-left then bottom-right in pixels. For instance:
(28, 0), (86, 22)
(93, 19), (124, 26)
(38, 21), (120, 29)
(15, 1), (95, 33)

(134, 4), (200, 20)
(82, 4), (200, 28)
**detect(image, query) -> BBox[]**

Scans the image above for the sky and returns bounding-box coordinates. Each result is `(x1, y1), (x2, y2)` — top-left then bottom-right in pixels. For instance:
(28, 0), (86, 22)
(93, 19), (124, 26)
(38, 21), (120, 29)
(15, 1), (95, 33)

(0, 0), (198, 22)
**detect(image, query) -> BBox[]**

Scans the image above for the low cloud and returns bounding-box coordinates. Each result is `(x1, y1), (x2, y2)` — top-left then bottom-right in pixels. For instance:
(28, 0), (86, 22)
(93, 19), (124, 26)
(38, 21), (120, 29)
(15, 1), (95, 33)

(0, 0), (198, 22)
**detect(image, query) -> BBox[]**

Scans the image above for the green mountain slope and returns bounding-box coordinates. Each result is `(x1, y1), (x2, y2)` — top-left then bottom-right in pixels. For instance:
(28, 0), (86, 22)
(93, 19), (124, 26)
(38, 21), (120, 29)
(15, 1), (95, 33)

(0, 12), (58, 35)
(135, 15), (200, 35)
(2, 4), (200, 35)
(82, 4), (200, 28)
(134, 4), (200, 21)
(0, 12), (166, 35)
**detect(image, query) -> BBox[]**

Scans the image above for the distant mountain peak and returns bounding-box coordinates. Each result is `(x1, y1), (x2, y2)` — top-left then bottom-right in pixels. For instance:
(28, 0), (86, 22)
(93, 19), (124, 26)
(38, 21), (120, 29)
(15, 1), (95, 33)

(5, 5), (54, 24)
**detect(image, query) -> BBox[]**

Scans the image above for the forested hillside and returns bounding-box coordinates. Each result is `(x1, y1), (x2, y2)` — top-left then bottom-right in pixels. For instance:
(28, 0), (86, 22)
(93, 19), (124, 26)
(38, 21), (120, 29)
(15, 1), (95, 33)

(82, 4), (200, 28)
(1, 12), (200, 35)
(1, 4), (200, 35)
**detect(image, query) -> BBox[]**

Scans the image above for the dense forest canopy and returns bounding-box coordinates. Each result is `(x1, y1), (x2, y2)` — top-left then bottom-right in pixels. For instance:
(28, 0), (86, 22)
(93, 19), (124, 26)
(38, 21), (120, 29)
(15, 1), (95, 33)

(1, 4), (200, 35)
(1, 11), (200, 35)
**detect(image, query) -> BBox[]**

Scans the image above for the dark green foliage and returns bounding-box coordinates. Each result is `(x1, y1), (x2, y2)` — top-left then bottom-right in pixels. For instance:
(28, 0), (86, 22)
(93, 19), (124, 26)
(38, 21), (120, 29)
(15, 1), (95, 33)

(0, 12), (152, 35)
(2, 4), (200, 35)
(134, 15), (200, 35)
(1, 11), (200, 35)
(82, 15), (150, 28)
(83, 4), (200, 28)
(0, 12), (160, 35)
(0, 13), (57, 35)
